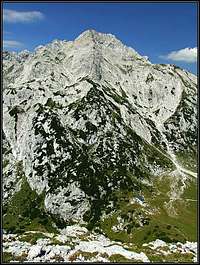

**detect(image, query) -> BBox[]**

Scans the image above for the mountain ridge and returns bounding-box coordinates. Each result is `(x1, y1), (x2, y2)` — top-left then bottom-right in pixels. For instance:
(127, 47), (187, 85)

(3, 30), (197, 253)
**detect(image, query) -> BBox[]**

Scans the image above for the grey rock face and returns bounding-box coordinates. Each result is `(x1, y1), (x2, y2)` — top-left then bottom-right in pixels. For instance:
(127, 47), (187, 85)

(3, 30), (197, 225)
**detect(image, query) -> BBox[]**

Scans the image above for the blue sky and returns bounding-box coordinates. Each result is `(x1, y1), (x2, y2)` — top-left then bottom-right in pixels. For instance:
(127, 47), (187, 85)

(3, 2), (197, 74)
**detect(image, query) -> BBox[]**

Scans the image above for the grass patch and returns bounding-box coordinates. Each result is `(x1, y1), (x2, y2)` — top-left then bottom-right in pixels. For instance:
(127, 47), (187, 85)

(141, 175), (197, 243)
(68, 251), (99, 262)
(18, 232), (48, 244)
(162, 252), (194, 262)
(100, 174), (197, 247)
(3, 159), (9, 168)
(3, 161), (57, 234)
(2, 252), (15, 263)
(2, 251), (28, 263)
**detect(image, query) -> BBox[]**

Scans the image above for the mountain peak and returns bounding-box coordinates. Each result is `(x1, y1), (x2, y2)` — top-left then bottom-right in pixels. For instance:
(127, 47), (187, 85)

(2, 29), (197, 261)
(75, 29), (123, 46)
(76, 29), (109, 39)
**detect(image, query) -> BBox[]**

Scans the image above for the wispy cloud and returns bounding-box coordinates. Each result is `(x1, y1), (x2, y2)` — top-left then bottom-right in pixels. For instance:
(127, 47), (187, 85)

(160, 47), (197, 63)
(3, 30), (12, 35)
(3, 9), (44, 23)
(3, 40), (24, 49)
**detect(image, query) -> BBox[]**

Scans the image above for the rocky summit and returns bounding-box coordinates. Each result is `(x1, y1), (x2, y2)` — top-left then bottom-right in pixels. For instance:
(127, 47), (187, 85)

(3, 30), (197, 262)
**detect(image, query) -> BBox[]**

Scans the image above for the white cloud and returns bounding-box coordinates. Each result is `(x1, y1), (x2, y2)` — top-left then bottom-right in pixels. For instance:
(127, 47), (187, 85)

(3, 40), (24, 48)
(160, 47), (197, 63)
(3, 30), (12, 35)
(3, 9), (44, 23)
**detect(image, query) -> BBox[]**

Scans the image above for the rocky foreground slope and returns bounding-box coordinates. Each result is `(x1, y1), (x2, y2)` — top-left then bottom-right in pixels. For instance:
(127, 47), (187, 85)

(3, 30), (197, 262)
(2, 226), (197, 263)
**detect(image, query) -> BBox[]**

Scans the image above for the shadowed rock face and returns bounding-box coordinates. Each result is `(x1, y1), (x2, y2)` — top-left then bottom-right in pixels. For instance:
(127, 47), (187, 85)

(3, 30), (197, 228)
